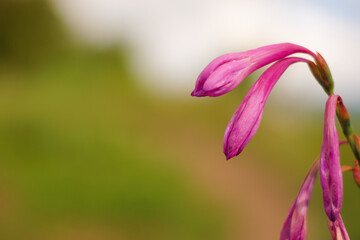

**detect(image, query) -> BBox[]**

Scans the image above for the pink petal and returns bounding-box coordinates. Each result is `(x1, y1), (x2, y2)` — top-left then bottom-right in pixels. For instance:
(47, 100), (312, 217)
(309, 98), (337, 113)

(223, 57), (310, 159)
(280, 159), (319, 240)
(192, 43), (315, 97)
(320, 95), (343, 222)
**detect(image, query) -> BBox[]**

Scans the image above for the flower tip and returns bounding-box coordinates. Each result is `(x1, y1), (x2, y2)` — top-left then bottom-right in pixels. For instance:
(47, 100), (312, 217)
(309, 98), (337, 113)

(224, 147), (235, 160)
(224, 150), (232, 160)
(224, 147), (242, 160)
(191, 89), (204, 97)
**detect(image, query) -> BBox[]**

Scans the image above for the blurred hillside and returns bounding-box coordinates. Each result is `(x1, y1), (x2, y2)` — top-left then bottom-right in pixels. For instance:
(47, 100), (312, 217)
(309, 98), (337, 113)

(0, 0), (359, 240)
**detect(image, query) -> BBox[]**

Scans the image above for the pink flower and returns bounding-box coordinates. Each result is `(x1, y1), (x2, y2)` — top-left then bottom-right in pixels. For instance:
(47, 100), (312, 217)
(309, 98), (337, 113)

(192, 42), (352, 239)
(280, 159), (319, 240)
(327, 215), (350, 240)
(191, 43), (315, 97)
(320, 95), (343, 222)
(223, 57), (310, 159)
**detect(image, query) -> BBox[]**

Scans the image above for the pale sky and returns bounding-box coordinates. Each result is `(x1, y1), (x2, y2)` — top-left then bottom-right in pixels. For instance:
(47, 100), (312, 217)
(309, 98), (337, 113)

(51, 0), (360, 108)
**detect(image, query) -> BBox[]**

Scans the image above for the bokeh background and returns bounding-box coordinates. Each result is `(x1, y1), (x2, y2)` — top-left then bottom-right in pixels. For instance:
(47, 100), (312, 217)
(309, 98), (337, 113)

(0, 0), (359, 239)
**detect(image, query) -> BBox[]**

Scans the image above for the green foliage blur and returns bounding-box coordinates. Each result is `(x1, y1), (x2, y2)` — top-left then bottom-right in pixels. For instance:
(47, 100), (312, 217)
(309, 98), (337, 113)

(0, 1), (358, 239)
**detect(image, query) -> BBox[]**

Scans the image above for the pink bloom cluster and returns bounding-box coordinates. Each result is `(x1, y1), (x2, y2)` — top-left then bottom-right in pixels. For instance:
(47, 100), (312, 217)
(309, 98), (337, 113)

(192, 43), (350, 239)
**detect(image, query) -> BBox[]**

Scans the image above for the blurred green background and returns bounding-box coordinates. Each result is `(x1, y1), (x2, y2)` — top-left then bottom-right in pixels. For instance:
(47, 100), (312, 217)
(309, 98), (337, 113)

(0, 0), (359, 239)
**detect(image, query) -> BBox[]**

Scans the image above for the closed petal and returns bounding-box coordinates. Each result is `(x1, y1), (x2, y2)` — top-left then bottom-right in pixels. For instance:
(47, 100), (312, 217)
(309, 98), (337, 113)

(320, 95), (343, 222)
(280, 159), (319, 240)
(192, 43), (315, 97)
(223, 57), (310, 159)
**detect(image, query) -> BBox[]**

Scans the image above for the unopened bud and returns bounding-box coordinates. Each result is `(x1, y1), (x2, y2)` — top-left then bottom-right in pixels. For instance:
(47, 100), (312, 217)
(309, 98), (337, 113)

(336, 97), (351, 136)
(315, 52), (334, 93)
(308, 61), (331, 94)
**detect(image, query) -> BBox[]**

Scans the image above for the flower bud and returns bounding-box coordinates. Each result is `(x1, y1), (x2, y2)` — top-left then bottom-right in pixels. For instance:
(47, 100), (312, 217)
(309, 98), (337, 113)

(308, 61), (332, 95)
(280, 159), (319, 240)
(320, 95), (343, 222)
(191, 43), (316, 97)
(223, 57), (310, 159)
(336, 97), (351, 136)
(314, 52), (334, 94)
